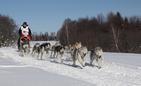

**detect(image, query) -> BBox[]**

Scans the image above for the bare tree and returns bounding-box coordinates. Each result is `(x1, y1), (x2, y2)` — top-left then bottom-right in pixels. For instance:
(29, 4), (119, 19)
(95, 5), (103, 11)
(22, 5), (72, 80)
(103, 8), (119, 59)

(111, 24), (120, 52)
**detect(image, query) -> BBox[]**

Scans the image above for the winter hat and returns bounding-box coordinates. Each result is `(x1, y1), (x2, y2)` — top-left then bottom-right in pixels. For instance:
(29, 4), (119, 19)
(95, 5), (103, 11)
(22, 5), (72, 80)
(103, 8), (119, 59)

(22, 22), (28, 26)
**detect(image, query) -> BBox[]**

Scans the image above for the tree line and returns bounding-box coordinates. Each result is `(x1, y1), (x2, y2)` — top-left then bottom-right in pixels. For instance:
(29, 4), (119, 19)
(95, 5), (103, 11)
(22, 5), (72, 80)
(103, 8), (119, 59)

(0, 14), (17, 47)
(57, 12), (141, 53)
(32, 32), (57, 41)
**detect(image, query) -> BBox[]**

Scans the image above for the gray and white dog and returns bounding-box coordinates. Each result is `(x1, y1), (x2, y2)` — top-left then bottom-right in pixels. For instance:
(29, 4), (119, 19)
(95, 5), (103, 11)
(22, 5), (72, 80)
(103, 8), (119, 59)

(90, 47), (103, 69)
(72, 42), (88, 68)
(32, 42), (51, 60)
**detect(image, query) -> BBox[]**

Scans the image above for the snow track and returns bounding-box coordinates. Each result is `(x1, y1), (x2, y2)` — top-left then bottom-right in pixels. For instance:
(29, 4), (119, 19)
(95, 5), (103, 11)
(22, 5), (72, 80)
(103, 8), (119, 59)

(0, 47), (141, 86)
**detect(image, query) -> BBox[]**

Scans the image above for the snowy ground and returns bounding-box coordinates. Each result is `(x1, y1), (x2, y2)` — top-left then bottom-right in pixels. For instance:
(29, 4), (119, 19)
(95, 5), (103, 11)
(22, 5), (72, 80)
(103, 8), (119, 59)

(0, 59), (92, 86)
(0, 41), (141, 86)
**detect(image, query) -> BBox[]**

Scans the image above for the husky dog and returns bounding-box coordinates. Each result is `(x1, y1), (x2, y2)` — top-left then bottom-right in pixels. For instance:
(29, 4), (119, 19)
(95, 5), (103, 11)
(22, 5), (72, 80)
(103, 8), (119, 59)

(74, 42), (82, 49)
(72, 42), (88, 67)
(69, 42), (82, 55)
(32, 42), (51, 60)
(90, 47), (103, 69)
(32, 43), (40, 55)
(51, 45), (65, 63)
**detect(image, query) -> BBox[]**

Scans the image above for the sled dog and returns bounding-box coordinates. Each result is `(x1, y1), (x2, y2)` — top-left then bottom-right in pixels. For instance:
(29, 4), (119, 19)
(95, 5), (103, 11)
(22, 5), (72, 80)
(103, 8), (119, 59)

(90, 47), (103, 69)
(32, 43), (40, 55)
(32, 42), (51, 60)
(72, 42), (88, 67)
(51, 45), (65, 63)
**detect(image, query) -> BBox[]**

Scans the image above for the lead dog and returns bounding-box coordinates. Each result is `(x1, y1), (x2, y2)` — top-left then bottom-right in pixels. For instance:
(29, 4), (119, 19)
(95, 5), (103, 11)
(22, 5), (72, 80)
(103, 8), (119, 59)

(72, 42), (88, 68)
(90, 47), (103, 69)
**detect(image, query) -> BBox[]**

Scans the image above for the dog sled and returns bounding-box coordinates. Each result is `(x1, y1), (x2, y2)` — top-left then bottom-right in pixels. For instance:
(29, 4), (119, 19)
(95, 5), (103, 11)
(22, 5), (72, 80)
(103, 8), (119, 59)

(19, 36), (31, 56)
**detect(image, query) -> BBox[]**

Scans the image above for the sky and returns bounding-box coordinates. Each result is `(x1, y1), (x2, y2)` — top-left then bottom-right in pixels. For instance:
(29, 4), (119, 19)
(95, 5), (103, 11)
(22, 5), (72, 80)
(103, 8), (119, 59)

(0, 0), (140, 33)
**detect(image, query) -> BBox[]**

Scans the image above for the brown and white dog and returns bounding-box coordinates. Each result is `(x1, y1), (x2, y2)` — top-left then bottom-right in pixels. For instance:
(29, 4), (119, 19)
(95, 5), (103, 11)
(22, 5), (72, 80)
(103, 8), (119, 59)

(90, 47), (103, 69)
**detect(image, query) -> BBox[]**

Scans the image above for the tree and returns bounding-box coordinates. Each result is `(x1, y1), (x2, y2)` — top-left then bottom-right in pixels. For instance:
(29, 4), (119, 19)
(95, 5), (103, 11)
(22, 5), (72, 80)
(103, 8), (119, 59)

(0, 14), (17, 47)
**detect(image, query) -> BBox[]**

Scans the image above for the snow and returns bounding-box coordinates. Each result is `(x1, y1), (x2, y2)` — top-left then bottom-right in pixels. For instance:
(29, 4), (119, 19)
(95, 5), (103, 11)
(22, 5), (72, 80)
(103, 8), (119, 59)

(0, 41), (141, 86)
(0, 66), (93, 86)
(104, 52), (141, 67)
(0, 48), (93, 86)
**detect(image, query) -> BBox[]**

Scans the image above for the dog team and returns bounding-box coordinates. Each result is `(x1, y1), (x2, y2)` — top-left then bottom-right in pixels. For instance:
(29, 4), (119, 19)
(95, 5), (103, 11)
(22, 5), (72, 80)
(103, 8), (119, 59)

(31, 41), (104, 69)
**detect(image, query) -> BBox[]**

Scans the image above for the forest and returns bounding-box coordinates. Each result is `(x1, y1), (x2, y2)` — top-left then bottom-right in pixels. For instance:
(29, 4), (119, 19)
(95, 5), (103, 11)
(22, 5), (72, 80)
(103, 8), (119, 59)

(57, 12), (141, 53)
